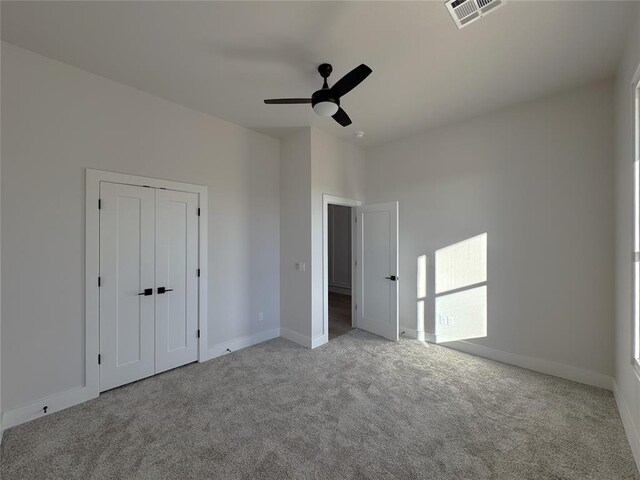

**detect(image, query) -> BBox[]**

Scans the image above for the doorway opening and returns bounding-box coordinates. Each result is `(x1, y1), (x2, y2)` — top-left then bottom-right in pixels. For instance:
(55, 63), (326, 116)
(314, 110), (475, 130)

(328, 204), (354, 340)
(322, 194), (361, 343)
(322, 196), (399, 343)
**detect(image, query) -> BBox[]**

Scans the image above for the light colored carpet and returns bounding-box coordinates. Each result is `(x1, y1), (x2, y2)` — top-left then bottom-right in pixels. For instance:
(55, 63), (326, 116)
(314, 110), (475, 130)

(1, 330), (638, 479)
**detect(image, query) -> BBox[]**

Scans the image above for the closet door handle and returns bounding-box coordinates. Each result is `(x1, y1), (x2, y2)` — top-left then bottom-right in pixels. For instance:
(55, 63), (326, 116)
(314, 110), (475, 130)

(138, 288), (153, 296)
(385, 275), (398, 281)
(157, 287), (173, 294)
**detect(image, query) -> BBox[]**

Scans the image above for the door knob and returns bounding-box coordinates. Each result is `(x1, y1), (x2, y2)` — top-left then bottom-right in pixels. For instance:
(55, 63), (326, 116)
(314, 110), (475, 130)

(385, 275), (398, 281)
(157, 287), (174, 294)
(138, 288), (153, 296)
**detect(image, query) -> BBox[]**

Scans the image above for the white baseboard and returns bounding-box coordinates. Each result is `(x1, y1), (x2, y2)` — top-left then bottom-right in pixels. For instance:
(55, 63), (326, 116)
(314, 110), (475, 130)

(203, 328), (280, 361)
(280, 328), (312, 348)
(614, 380), (640, 473)
(311, 334), (328, 349)
(1, 329), (281, 432)
(1, 386), (97, 431)
(279, 328), (328, 349)
(400, 328), (426, 341)
(424, 335), (612, 390)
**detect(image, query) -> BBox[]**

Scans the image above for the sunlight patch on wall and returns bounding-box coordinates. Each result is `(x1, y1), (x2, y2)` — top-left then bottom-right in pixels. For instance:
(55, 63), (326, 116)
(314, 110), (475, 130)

(417, 254), (428, 335)
(436, 286), (487, 341)
(435, 233), (486, 294)
(434, 233), (487, 342)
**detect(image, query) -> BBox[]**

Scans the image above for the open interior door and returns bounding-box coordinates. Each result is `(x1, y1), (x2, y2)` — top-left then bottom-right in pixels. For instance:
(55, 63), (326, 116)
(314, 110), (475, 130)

(355, 202), (399, 341)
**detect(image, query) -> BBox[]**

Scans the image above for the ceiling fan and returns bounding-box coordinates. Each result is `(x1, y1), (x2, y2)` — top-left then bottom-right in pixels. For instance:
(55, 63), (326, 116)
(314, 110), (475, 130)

(264, 63), (372, 127)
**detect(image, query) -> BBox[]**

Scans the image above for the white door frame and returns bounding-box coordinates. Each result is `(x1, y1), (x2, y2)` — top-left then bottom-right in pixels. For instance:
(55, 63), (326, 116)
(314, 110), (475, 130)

(323, 194), (362, 341)
(85, 169), (208, 397)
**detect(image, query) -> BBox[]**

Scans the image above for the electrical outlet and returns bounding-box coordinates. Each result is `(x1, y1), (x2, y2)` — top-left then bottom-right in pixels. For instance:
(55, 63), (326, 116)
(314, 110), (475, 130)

(258, 311), (264, 323)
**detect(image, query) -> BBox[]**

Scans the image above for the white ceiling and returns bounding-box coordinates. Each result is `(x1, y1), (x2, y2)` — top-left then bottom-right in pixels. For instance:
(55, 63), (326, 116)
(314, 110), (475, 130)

(2, 1), (637, 147)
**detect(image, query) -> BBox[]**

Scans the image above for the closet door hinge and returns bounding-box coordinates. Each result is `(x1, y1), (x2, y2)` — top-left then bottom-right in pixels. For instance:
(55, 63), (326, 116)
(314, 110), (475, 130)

(98, 276), (101, 287)
(98, 354), (101, 365)
(197, 208), (201, 216)
(98, 199), (102, 210)
(197, 268), (201, 277)
(197, 329), (200, 339)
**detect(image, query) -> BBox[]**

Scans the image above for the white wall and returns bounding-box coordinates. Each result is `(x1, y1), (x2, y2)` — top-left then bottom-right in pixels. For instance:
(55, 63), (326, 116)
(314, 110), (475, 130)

(310, 128), (365, 341)
(1, 42), (280, 412)
(279, 129), (312, 340)
(366, 80), (615, 384)
(614, 6), (640, 470)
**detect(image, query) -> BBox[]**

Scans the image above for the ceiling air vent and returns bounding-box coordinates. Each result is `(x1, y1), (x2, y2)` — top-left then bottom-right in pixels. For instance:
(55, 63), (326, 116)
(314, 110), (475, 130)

(445, 0), (506, 29)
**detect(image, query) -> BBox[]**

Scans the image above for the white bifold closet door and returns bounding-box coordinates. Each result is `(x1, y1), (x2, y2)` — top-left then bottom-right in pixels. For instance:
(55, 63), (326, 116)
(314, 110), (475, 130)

(99, 182), (199, 392)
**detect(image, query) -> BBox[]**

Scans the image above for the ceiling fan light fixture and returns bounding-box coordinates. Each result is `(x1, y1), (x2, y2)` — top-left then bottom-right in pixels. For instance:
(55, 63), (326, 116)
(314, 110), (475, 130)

(312, 101), (339, 117)
(264, 63), (371, 127)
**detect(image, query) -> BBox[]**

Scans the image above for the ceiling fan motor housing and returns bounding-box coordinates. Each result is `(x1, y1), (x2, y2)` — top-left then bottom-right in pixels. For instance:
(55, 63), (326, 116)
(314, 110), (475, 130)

(318, 63), (333, 79)
(311, 88), (340, 116)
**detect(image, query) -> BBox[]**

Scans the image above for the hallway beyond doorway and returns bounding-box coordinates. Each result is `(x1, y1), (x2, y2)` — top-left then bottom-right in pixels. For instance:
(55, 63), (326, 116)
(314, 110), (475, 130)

(329, 292), (353, 340)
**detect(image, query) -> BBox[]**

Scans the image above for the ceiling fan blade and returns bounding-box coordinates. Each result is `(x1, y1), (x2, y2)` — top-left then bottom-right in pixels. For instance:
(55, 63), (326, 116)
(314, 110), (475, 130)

(332, 107), (352, 127)
(264, 98), (311, 104)
(329, 64), (372, 98)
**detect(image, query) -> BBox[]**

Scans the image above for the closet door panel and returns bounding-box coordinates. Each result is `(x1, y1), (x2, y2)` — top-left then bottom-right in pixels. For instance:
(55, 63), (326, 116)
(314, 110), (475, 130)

(155, 189), (199, 373)
(99, 182), (156, 391)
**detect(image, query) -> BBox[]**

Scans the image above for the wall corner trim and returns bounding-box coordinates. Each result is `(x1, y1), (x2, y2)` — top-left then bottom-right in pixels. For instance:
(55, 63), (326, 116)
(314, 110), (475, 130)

(614, 380), (640, 473)
(280, 328), (329, 350)
(311, 334), (328, 349)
